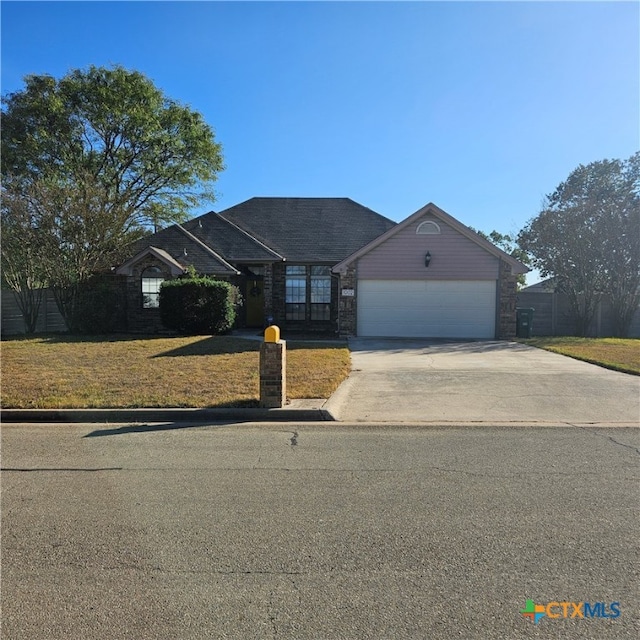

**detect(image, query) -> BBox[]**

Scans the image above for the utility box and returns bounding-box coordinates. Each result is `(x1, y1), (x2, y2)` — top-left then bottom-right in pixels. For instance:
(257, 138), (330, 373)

(516, 308), (535, 338)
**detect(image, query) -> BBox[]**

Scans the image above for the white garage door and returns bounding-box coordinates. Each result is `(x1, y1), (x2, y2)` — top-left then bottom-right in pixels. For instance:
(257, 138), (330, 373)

(357, 280), (496, 338)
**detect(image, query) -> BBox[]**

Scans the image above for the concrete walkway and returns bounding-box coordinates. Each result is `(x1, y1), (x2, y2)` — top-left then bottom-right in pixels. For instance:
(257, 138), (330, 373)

(323, 339), (640, 425)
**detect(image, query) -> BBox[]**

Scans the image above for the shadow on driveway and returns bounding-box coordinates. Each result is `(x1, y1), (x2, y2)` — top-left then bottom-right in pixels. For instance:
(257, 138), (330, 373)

(347, 338), (532, 355)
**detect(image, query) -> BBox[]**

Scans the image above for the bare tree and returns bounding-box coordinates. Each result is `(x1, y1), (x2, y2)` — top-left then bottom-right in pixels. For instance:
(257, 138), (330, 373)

(1, 179), (47, 333)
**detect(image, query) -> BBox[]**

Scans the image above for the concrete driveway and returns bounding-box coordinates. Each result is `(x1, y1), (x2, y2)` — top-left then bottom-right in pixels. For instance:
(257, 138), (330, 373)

(324, 339), (640, 425)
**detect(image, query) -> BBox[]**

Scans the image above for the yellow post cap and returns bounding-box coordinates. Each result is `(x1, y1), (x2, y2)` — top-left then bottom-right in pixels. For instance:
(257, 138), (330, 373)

(264, 325), (280, 343)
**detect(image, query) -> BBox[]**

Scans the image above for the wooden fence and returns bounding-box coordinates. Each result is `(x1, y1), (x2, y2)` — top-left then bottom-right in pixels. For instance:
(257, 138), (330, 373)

(1, 288), (67, 336)
(516, 290), (640, 338)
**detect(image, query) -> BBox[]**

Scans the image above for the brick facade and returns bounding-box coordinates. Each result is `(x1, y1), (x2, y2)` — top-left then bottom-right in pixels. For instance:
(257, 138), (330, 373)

(271, 263), (286, 327)
(337, 265), (358, 336)
(498, 259), (518, 339)
(259, 340), (286, 408)
(124, 256), (176, 334)
(263, 263), (274, 324)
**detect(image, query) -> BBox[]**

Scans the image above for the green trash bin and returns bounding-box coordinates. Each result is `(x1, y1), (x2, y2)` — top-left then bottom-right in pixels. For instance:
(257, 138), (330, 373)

(516, 308), (535, 338)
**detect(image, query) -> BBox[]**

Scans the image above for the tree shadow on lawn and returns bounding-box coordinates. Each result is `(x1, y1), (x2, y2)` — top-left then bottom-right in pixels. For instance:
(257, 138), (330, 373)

(5, 332), (178, 344)
(152, 336), (260, 357)
(154, 336), (348, 357)
(4, 333), (262, 353)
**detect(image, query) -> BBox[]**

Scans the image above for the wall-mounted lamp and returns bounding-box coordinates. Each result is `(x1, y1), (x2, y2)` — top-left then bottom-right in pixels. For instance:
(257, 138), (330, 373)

(424, 251), (432, 268)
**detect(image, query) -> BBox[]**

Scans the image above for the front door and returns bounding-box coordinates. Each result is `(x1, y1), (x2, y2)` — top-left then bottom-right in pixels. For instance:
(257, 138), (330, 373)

(245, 278), (265, 327)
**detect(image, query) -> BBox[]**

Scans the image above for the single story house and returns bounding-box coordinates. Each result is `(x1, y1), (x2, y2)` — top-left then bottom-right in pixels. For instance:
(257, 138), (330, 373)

(116, 197), (528, 338)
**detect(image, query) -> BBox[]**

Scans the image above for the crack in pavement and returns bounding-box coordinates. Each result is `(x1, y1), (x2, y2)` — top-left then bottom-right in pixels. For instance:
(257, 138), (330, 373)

(268, 589), (279, 638)
(578, 427), (640, 456)
(606, 434), (640, 456)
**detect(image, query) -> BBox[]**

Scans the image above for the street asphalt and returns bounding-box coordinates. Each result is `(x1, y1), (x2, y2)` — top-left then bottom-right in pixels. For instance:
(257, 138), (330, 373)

(2, 422), (638, 639)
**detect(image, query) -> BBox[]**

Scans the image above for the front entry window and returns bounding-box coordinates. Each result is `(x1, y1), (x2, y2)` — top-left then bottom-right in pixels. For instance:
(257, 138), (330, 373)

(286, 265), (332, 322)
(310, 266), (331, 321)
(285, 266), (307, 321)
(142, 266), (164, 308)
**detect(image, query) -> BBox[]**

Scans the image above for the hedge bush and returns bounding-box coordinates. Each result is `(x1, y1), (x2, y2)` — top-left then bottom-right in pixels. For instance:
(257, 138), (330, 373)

(58, 276), (127, 334)
(159, 277), (239, 335)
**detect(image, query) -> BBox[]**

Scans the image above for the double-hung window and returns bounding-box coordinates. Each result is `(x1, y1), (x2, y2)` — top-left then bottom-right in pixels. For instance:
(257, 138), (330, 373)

(141, 267), (164, 308)
(310, 266), (331, 321)
(285, 266), (307, 321)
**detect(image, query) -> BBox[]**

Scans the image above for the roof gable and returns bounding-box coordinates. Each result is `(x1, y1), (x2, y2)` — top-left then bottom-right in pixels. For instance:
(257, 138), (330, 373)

(116, 246), (187, 276)
(121, 225), (239, 276)
(333, 203), (529, 275)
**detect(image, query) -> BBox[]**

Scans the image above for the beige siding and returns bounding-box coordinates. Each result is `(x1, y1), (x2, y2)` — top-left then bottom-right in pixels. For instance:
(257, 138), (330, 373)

(357, 215), (499, 280)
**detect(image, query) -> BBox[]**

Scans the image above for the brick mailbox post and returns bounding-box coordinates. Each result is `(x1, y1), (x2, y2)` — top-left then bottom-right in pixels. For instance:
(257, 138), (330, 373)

(259, 325), (286, 408)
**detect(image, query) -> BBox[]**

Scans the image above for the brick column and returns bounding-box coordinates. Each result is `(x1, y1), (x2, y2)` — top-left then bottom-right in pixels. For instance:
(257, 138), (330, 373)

(498, 260), (518, 338)
(338, 265), (358, 336)
(259, 340), (286, 408)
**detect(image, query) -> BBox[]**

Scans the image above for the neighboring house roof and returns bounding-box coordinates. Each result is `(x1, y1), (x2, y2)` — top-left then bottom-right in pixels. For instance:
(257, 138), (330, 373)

(333, 202), (530, 275)
(520, 277), (556, 292)
(218, 197), (397, 263)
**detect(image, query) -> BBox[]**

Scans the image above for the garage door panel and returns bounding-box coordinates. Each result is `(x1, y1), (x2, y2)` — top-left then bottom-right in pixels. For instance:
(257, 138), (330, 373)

(357, 280), (495, 338)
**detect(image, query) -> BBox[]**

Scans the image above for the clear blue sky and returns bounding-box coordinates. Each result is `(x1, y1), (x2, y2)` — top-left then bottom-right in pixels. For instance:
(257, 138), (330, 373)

(2, 1), (638, 258)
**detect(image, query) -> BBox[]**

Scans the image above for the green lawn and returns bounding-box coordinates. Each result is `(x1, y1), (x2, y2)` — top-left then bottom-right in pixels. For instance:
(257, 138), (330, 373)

(0, 334), (351, 409)
(518, 337), (640, 375)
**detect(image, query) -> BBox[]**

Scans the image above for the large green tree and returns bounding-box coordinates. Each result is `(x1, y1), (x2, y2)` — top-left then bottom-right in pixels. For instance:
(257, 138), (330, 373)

(518, 153), (639, 337)
(470, 228), (531, 289)
(1, 65), (224, 331)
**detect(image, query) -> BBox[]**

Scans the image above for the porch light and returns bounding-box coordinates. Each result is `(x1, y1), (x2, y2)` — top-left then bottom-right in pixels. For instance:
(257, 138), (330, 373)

(425, 251), (432, 267)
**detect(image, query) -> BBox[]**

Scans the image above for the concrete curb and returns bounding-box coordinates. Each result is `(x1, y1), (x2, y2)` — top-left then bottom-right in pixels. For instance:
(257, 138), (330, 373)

(1, 407), (337, 424)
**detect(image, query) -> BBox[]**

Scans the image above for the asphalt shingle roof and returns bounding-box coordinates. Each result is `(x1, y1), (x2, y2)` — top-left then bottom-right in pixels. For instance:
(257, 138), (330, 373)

(217, 197), (396, 263)
(123, 197), (397, 271)
(128, 224), (238, 275)
(182, 211), (283, 263)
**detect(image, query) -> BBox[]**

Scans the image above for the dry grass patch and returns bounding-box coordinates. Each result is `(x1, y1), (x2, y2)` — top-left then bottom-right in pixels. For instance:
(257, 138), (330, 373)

(1, 334), (351, 408)
(519, 337), (640, 375)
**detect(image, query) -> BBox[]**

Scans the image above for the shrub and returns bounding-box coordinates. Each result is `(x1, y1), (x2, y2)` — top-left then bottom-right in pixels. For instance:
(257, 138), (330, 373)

(159, 277), (239, 335)
(59, 276), (127, 334)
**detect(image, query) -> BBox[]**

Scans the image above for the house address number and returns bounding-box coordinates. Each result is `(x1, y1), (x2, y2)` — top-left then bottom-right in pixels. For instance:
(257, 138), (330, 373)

(341, 288), (355, 297)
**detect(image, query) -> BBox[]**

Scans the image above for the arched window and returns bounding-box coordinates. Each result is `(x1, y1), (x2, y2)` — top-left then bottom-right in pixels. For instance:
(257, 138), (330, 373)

(142, 266), (164, 308)
(416, 221), (441, 235)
